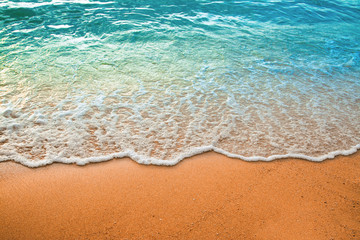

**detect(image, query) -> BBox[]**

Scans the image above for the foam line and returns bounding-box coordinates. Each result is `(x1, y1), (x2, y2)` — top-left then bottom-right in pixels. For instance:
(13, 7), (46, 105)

(1, 144), (359, 168)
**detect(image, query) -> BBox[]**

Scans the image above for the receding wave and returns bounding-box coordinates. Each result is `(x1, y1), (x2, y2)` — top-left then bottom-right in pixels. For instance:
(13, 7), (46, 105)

(1, 0), (359, 167)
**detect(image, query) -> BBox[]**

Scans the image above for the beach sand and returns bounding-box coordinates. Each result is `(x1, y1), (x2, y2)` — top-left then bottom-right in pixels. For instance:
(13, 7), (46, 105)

(0, 151), (359, 240)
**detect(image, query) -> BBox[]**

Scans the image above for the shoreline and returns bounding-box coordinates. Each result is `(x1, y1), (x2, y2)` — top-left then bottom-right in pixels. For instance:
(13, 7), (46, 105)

(2, 143), (360, 168)
(1, 151), (359, 239)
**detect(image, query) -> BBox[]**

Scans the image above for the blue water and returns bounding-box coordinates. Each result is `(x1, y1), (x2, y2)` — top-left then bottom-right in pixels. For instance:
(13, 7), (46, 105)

(0, 0), (359, 167)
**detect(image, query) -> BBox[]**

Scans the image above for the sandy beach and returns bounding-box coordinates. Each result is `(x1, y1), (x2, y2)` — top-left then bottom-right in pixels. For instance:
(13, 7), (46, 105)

(0, 151), (359, 240)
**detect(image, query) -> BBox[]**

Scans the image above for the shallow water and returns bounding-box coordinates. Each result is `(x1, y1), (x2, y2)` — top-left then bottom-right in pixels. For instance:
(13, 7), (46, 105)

(1, 0), (359, 167)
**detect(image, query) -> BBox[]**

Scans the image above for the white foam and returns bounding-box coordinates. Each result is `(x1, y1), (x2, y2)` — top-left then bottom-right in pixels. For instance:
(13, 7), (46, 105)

(1, 80), (359, 168)
(2, 144), (360, 168)
(47, 25), (73, 29)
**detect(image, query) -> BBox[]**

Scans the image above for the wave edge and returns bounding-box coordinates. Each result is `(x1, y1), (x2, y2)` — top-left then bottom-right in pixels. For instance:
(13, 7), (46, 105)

(1, 144), (360, 168)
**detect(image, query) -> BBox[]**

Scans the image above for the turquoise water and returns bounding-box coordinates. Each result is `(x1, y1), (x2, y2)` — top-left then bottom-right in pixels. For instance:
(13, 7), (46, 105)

(0, 0), (359, 167)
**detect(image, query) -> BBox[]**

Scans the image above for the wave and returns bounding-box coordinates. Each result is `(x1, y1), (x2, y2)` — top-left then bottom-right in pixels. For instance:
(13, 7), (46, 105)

(1, 144), (360, 168)
(1, 0), (359, 168)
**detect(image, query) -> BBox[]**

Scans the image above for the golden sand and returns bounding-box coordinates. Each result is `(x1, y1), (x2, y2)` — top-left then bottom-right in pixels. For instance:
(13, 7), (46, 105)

(1, 151), (359, 239)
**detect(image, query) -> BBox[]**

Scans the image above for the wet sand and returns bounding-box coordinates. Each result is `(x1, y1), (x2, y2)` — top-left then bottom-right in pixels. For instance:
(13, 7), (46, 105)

(0, 151), (359, 240)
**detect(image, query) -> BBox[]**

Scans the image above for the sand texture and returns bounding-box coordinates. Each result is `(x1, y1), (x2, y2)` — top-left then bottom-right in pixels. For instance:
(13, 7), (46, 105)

(0, 151), (359, 240)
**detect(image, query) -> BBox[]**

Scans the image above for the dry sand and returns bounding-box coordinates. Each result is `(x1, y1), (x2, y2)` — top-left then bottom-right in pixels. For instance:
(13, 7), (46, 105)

(0, 151), (359, 240)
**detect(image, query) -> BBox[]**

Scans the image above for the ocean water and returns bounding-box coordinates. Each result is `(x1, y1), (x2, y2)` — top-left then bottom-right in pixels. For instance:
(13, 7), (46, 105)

(0, 0), (359, 167)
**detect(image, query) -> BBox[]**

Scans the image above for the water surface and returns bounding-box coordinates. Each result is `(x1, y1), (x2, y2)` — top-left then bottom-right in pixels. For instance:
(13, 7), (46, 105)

(1, 0), (359, 166)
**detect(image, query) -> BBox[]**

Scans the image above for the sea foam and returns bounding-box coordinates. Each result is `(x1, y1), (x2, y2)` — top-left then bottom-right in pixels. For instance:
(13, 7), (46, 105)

(2, 144), (360, 168)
